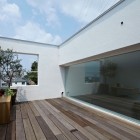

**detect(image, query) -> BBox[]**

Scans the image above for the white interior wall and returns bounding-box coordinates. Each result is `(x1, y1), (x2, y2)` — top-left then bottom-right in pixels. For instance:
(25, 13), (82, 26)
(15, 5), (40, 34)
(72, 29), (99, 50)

(0, 38), (64, 101)
(65, 65), (99, 97)
(59, 0), (140, 65)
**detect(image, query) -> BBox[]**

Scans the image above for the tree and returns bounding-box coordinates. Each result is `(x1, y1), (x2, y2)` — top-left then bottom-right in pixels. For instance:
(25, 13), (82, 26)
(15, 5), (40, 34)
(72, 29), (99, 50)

(31, 61), (37, 71)
(25, 61), (38, 85)
(0, 47), (23, 87)
(100, 61), (117, 84)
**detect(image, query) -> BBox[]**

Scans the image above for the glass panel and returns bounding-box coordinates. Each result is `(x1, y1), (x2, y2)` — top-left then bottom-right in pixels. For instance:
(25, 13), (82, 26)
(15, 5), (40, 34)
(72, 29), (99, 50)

(85, 61), (100, 83)
(66, 51), (140, 121)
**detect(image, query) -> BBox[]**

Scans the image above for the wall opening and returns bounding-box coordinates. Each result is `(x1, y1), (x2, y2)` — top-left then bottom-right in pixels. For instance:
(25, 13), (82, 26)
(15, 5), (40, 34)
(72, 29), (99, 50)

(1, 53), (38, 88)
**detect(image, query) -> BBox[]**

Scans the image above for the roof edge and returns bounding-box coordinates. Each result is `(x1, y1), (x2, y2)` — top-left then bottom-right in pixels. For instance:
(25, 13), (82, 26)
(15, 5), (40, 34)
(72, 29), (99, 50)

(59, 0), (125, 47)
(0, 0), (125, 47)
(0, 36), (59, 47)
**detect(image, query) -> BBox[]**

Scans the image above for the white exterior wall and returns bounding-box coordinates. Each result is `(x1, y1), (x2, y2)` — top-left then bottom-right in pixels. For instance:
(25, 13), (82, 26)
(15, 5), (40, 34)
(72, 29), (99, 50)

(59, 0), (140, 65)
(0, 38), (64, 101)
(0, 0), (139, 102)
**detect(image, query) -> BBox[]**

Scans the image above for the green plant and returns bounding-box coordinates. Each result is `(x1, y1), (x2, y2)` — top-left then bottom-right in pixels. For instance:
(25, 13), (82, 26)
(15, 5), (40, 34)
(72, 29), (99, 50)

(0, 47), (23, 87)
(100, 61), (117, 83)
(24, 61), (38, 85)
(4, 88), (15, 96)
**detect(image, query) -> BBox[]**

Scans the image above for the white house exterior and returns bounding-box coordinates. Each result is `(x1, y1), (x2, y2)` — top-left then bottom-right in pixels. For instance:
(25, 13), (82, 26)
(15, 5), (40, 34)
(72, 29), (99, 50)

(59, 0), (140, 65)
(11, 79), (27, 87)
(0, 39), (65, 101)
(0, 0), (140, 124)
(0, 0), (139, 101)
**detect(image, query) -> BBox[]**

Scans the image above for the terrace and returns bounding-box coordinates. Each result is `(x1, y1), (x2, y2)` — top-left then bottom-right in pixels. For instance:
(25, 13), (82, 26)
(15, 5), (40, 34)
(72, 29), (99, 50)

(0, 0), (140, 139)
(1, 98), (140, 140)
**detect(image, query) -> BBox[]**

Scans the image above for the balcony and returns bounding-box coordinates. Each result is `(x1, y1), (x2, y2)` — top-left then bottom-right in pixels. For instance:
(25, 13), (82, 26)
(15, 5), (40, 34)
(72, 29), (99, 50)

(0, 0), (140, 139)
(0, 98), (140, 140)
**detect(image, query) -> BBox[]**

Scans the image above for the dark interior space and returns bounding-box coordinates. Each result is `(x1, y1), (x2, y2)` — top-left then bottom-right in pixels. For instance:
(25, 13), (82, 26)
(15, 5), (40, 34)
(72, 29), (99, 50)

(66, 51), (140, 121)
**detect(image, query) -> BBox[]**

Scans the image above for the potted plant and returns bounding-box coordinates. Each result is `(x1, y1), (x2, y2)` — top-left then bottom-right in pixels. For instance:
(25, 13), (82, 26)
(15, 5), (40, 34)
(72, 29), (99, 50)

(0, 88), (16, 105)
(4, 88), (15, 96)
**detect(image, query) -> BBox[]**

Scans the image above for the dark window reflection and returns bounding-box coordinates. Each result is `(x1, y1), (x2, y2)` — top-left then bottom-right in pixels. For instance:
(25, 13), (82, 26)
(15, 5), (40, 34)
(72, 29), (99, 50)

(66, 51), (140, 120)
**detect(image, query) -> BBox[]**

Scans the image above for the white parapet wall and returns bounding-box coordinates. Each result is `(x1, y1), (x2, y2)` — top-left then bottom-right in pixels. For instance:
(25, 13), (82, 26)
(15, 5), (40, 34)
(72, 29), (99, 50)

(0, 0), (140, 102)
(0, 38), (65, 101)
(59, 0), (140, 65)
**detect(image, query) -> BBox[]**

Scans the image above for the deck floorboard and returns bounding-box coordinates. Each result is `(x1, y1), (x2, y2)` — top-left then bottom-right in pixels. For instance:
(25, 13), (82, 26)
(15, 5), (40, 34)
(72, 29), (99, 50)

(0, 97), (140, 140)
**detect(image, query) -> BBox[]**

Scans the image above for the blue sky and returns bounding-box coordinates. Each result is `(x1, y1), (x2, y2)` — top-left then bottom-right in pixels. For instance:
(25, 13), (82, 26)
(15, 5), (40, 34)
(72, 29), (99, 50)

(0, 0), (120, 45)
(18, 54), (38, 72)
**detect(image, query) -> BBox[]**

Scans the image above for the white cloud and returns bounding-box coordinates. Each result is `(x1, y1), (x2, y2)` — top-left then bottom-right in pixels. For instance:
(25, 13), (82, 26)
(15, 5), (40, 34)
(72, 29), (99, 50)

(26, 0), (59, 26)
(0, 0), (21, 22)
(58, 0), (120, 24)
(0, 0), (120, 44)
(14, 22), (62, 45)
(26, 0), (120, 26)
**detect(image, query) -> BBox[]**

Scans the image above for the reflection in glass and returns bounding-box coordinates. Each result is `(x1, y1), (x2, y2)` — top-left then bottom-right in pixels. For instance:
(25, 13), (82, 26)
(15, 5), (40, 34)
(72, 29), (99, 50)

(65, 51), (140, 121)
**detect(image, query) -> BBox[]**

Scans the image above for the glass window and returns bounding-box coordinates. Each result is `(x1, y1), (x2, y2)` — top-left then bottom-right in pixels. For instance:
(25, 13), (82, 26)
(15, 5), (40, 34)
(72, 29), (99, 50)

(85, 61), (100, 83)
(65, 51), (140, 121)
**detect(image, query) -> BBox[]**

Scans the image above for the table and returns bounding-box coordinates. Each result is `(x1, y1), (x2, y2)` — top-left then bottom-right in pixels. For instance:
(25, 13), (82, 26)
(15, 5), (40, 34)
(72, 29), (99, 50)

(0, 96), (11, 124)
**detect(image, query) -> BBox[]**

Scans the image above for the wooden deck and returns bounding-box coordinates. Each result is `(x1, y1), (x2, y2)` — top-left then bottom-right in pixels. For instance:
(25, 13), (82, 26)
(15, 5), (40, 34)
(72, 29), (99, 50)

(0, 98), (140, 140)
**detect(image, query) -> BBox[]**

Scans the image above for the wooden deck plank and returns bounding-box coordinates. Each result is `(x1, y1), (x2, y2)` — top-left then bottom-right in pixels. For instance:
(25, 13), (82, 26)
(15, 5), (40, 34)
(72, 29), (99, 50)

(20, 103), (29, 119)
(16, 104), (21, 110)
(61, 98), (140, 139)
(58, 112), (99, 140)
(16, 118), (26, 140)
(47, 100), (88, 127)
(2, 98), (140, 140)
(25, 103), (46, 140)
(36, 116), (57, 140)
(108, 121), (140, 138)
(63, 97), (140, 133)
(72, 130), (89, 140)
(0, 124), (7, 140)
(46, 100), (99, 140)
(66, 100), (140, 139)
(85, 126), (109, 140)
(16, 108), (22, 119)
(62, 98), (137, 140)
(48, 114), (78, 140)
(98, 119), (140, 140)
(16, 105), (26, 140)
(10, 105), (16, 121)
(28, 102), (40, 116)
(96, 122), (130, 140)
(32, 101), (62, 136)
(23, 118), (36, 140)
(41, 100), (76, 131)
(58, 99), (131, 139)
(56, 134), (68, 140)
(6, 121), (16, 140)
(48, 99), (119, 140)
